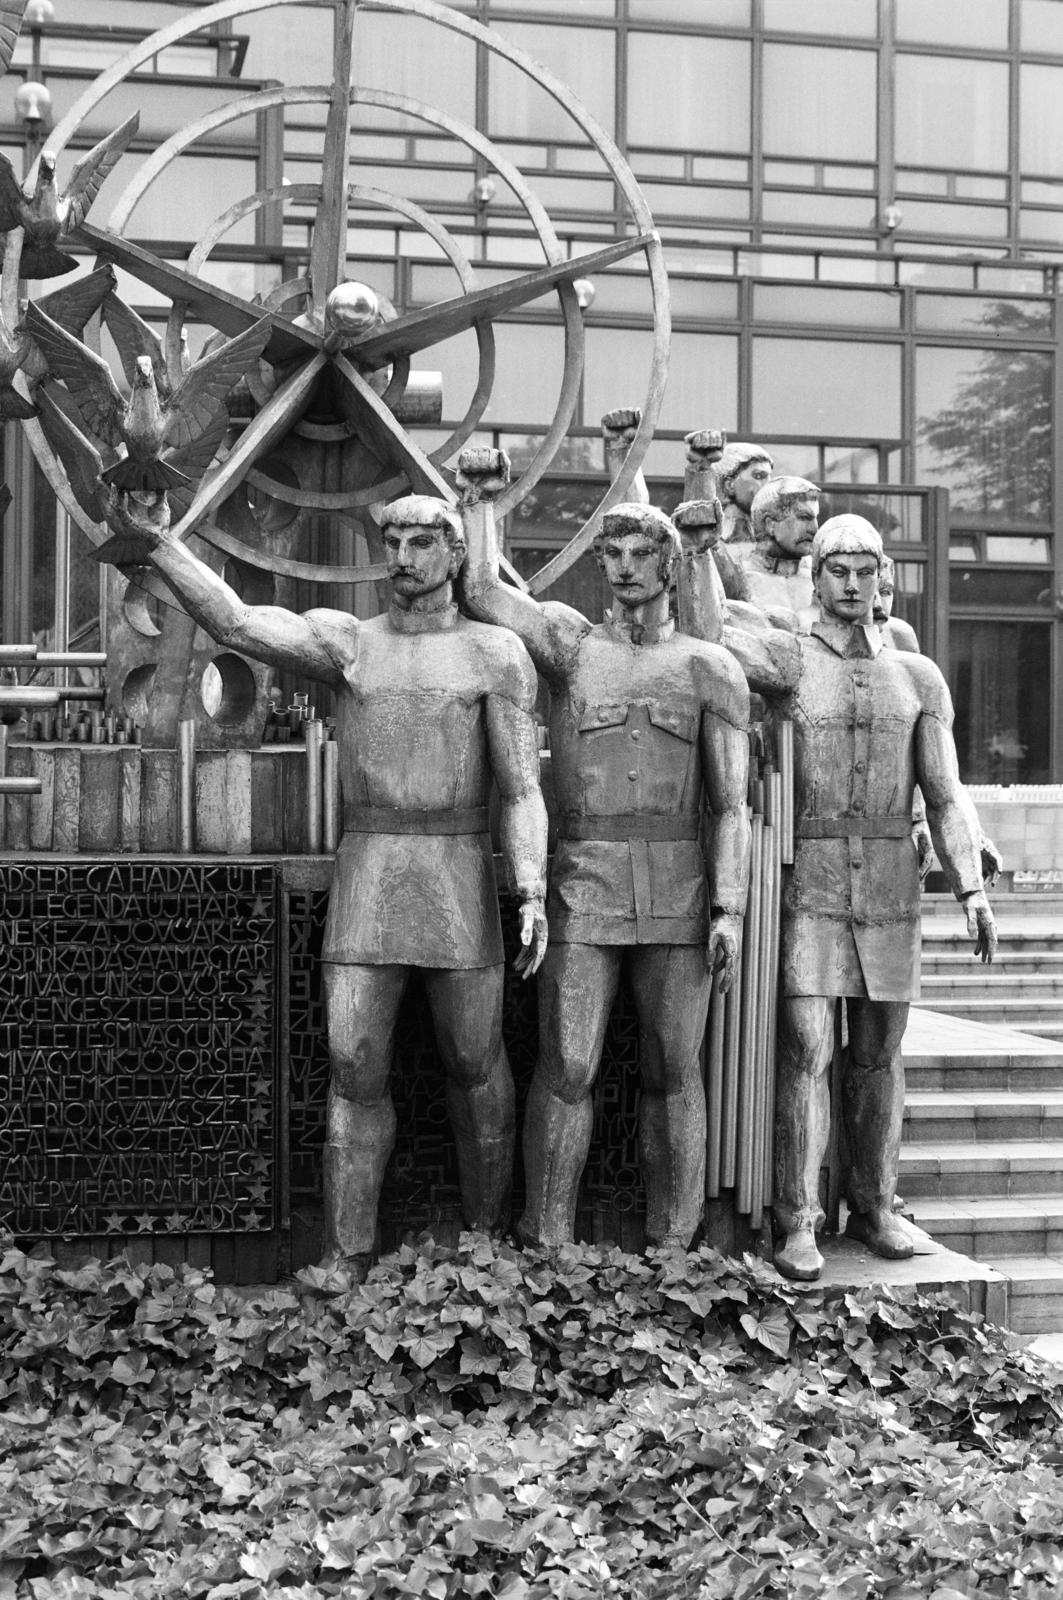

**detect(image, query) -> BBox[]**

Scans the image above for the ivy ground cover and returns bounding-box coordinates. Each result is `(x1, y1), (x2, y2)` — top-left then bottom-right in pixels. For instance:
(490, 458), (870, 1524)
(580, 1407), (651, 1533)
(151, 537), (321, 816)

(3, 1235), (1063, 1599)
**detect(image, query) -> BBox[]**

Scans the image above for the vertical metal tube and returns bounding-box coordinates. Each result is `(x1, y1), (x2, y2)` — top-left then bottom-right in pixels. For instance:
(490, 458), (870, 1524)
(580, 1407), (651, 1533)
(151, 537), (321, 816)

(705, 971), (726, 1199)
(736, 813), (763, 1215)
(763, 773), (783, 1225)
(177, 718), (196, 853)
(322, 736), (340, 853)
(720, 961), (741, 1189)
(778, 718), (794, 865)
(0, 723), (7, 851)
(305, 718), (324, 854)
(750, 814), (775, 1227)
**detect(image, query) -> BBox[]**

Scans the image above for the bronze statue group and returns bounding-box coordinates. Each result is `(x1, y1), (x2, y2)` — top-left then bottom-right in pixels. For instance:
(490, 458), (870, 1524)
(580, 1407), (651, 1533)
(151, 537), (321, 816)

(111, 422), (997, 1286)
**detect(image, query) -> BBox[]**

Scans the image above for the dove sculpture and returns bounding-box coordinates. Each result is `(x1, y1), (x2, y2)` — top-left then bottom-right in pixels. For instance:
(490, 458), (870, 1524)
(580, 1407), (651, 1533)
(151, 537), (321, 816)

(0, 113), (139, 278)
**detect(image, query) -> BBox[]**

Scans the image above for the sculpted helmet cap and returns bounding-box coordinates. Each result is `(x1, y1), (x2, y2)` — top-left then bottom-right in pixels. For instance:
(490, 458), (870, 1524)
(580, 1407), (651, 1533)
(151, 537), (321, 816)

(380, 494), (465, 552)
(750, 476), (819, 542)
(594, 502), (681, 575)
(811, 513), (883, 576)
(716, 440), (773, 498)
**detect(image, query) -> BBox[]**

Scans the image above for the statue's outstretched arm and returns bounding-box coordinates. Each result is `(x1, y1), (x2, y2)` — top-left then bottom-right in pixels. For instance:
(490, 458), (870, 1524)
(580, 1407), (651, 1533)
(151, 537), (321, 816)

(601, 407), (649, 505)
(915, 692), (997, 963)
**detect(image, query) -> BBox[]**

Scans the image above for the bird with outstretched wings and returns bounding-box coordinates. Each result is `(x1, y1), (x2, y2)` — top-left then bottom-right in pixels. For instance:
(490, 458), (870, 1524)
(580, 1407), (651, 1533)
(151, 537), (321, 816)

(102, 290), (190, 400)
(0, 113), (139, 278)
(25, 302), (272, 490)
(0, 263), (116, 420)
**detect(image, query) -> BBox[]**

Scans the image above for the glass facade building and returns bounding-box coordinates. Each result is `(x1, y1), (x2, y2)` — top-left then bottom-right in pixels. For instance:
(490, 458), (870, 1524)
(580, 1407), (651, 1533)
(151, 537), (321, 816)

(5, 0), (1063, 782)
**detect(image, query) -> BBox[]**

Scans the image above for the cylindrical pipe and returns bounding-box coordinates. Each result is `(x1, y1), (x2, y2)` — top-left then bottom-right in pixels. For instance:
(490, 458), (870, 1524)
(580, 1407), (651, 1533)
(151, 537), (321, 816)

(763, 772), (783, 1223)
(305, 718), (324, 854)
(736, 814), (763, 1215)
(720, 966), (741, 1190)
(0, 777), (40, 794)
(0, 686), (60, 709)
(57, 686), (106, 703)
(705, 970), (726, 1198)
(36, 652), (107, 668)
(0, 645), (37, 663)
(778, 718), (794, 865)
(322, 737), (340, 853)
(177, 718), (196, 854)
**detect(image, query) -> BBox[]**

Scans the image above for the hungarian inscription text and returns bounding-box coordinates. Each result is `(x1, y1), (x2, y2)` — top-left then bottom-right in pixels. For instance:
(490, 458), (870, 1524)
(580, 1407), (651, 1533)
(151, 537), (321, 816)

(0, 861), (277, 1237)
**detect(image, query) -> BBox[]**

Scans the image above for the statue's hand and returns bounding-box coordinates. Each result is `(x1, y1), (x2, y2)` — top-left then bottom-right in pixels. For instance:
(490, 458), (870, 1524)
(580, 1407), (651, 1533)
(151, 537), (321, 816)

(980, 832), (1003, 888)
(913, 821), (934, 882)
(684, 428), (726, 465)
(455, 446), (511, 505)
(963, 889), (997, 964)
(103, 485), (173, 559)
(601, 407), (641, 446)
(674, 497), (722, 554)
(514, 895), (548, 980)
(706, 910), (741, 991)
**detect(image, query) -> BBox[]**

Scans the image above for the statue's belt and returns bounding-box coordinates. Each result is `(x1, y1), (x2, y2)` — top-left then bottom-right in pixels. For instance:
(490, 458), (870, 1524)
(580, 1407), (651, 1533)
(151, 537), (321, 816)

(558, 814), (700, 842)
(796, 816), (912, 839)
(344, 805), (489, 836)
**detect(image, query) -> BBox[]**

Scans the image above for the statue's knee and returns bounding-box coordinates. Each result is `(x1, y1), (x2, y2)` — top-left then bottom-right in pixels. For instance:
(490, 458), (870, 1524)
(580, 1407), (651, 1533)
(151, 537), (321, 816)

(329, 1038), (388, 1103)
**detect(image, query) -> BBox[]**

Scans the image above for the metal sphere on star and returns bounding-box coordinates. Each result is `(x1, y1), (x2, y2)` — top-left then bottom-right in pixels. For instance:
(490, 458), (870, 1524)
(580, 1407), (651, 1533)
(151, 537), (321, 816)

(325, 282), (381, 336)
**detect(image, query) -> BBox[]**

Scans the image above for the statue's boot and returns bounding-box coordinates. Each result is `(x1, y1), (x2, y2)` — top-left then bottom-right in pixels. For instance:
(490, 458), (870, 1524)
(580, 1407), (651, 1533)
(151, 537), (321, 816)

(773, 1223), (824, 1282)
(517, 1081), (592, 1248)
(319, 1091), (395, 1270)
(845, 1205), (914, 1260)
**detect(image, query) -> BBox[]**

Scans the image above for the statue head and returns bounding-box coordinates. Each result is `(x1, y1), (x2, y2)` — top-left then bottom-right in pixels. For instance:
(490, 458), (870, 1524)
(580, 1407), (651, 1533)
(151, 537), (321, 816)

(811, 513), (884, 626)
(593, 502), (681, 606)
(716, 442), (774, 513)
(874, 552), (896, 625)
(379, 494), (466, 599)
(750, 476), (819, 558)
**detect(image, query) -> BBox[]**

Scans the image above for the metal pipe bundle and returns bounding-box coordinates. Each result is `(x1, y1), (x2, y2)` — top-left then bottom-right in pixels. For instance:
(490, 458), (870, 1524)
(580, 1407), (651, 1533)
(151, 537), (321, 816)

(304, 719), (325, 853)
(735, 811), (763, 1214)
(322, 737), (341, 852)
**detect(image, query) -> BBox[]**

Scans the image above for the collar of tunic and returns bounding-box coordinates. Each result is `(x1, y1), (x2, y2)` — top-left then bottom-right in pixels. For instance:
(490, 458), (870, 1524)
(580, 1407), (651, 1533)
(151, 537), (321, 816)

(387, 598), (460, 634)
(753, 545), (808, 577)
(603, 609), (675, 647)
(810, 617), (883, 659)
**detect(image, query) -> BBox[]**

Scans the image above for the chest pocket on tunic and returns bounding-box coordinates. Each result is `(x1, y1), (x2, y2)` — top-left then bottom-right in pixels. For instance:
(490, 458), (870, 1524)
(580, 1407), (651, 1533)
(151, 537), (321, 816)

(577, 703), (630, 735)
(647, 705), (698, 743)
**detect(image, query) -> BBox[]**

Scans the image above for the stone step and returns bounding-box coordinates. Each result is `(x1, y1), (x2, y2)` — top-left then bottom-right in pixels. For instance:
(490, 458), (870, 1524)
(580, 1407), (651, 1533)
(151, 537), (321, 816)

(915, 966), (1063, 992)
(903, 1089), (1063, 1142)
(922, 951), (1063, 973)
(906, 1196), (1063, 1259)
(980, 1256), (1063, 1337)
(910, 998), (1063, 1030)
(899, 1140), (1063, 1199)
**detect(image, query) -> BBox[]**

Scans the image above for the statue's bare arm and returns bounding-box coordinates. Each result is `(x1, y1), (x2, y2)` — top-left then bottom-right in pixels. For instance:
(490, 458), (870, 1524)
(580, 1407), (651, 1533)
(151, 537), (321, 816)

(914, 696), (997, 961)
(485, 662), (550, 977)
(698, 655), (752, 991)
(601, 407), (649, 505)
(457, 449), (587, 682)
(149, 535), (345, 683)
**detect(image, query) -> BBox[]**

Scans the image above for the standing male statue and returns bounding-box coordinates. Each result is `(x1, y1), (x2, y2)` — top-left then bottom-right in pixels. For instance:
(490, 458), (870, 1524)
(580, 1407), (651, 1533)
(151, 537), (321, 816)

(692, 513), (996, 1281)
(102, 488), (549, 1277)
(459, 447), (751, 1250)
(743, 476), (820, 632)
(716, 440), (774, 550)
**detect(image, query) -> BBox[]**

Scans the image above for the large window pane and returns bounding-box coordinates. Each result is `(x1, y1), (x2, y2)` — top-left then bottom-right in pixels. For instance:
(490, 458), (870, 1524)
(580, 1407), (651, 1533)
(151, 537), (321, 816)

(897, 0), (1009, 48)
(752, 338), (901, 438)
(1023, 0), (1063, 52)
(1021, 65), (1063, 178)
(627, 35), (750, 153)
(896, 56), (1009, 172)
(488, 24), (615, 139)
(628, 0), (749, 19)
(950, 621), (1051, 784)
(584, 330), (738, 435)
(762, 44), (876, 161)
(346, 13), (475, 131)
(763, 0), (876, 35)
(754, 284), (901, 328)
(916, 295), (1052, 335)
(915, 345), (1052, 522)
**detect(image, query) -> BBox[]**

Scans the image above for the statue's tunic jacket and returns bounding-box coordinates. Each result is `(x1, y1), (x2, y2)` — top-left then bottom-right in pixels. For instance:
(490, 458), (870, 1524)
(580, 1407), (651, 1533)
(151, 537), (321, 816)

(307, 606), (533, 969)
(546, 613), (748, 945)
(740, 547), (814, 622)
(783, 619), (960, 1001)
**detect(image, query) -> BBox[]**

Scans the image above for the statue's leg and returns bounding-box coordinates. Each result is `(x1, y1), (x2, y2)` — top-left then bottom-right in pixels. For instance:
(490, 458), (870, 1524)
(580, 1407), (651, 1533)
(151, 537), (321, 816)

(627, 944), (710, 1249)
(423, 963), (513, 1235)
(842, 998), (913, 1259)
(773, 993), (834, 1281)
(518, 942), (621, 1248)
(320, 962), (408, 1272)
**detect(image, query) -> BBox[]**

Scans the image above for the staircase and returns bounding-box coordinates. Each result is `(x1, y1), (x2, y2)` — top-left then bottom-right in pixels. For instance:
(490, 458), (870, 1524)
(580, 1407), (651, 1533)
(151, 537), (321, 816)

(901, 895), (1063, 1334)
